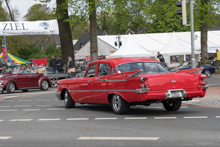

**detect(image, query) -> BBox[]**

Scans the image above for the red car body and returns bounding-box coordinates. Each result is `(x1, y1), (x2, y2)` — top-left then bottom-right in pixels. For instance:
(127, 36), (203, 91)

(56, 58), (208, 114)
(0, 66), (51, 93)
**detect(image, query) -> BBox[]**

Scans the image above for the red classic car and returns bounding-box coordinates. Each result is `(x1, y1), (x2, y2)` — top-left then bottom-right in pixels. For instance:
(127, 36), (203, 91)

(56, 58), (208, 114)
(0, 66), (51, 93)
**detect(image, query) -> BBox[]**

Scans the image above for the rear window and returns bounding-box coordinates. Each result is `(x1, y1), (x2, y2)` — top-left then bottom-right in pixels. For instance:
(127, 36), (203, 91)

(116, 62), (169, 73)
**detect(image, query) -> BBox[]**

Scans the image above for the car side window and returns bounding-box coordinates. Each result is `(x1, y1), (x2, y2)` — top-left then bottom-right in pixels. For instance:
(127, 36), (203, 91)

(85, 64), (97, 77)
(98, 64), (110, 77)
(110, 67), (116, 74)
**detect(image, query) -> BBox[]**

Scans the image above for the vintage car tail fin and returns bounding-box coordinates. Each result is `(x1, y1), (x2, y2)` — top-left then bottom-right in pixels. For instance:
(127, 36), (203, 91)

(174, 68), (203, 74)
(127, 70), (142, 79)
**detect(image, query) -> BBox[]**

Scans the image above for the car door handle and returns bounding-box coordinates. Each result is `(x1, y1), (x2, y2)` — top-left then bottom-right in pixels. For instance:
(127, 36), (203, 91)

(88, 80), (92, 83)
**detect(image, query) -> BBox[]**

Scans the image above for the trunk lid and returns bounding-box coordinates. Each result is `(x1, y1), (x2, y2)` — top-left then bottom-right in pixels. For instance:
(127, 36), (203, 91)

(143, 73), (199, 91)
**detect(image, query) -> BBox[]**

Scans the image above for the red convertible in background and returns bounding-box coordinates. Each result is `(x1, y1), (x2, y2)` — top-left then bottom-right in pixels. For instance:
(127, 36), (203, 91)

(0, 66), (51, 93)
(56, 58), (208, 114)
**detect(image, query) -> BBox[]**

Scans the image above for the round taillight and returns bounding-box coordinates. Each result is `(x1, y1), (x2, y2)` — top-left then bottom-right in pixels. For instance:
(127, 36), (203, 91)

(140, 77), (148, 82)
(142, 84), (149, 88)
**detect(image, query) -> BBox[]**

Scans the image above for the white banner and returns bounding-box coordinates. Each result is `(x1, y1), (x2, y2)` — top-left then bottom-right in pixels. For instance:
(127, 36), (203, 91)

(0, 19), (59, 36)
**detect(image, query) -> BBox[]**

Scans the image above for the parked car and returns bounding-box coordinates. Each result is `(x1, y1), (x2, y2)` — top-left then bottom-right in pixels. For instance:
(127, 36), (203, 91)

(170, 61), (216, 77)
(42, 67), (69, 87)
(56, 58), (208, 114)
(0, 66), (51, 93)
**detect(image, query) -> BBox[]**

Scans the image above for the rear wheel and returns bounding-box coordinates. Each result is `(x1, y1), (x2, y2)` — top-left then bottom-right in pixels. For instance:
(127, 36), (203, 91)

(111, 94), (130, 114)
(40, 80), (49, 90)
(6, 81), (16, 93)
(163, 99), (182, 111)
(64, 90), (75, 108)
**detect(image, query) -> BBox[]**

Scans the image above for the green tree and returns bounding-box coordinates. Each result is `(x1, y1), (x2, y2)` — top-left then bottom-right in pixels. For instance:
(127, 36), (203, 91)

(194, 0), (220, 63)
(0, 0), (8, 21)
(23, 4), (55, 21)
(69, 14), (89, 39)
(146, 0), (190, 33)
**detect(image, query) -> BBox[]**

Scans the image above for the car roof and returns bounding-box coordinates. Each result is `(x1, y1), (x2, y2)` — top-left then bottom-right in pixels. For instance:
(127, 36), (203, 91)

(89, 57), (159, 67)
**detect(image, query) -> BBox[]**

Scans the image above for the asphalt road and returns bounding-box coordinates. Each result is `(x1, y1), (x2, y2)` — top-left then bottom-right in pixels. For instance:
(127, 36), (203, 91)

(205, 74), (220, 87)
(0, 81), (220, 147)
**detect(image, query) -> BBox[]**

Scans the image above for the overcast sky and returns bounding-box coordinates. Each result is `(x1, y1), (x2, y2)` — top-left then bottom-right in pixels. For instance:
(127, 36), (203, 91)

(2, 0), (56, 21)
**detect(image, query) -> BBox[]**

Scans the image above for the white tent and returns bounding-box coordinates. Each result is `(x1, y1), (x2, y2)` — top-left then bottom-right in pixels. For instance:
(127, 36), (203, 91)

(159, 33), (200, 67)
(75, 37), (117, 58)
(106, 34), (153, 58)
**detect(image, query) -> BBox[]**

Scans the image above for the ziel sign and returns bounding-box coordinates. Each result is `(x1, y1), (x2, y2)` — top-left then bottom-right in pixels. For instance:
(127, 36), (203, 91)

(0, 19), (59, 36)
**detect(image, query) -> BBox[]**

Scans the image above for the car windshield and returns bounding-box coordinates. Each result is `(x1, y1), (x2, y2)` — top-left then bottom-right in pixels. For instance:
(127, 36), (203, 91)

(116, 62), (169, 73)
(2, 66), (20, 74)
(180, 62), (190, 67)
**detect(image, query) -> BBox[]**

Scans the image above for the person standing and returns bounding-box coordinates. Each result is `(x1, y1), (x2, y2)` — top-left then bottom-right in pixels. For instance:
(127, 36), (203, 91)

(50, 55), (57, 73)
(67, 57), (75, 78)
(215, 49), (220, 69)
(157, 52), (167, 67)
(56, 56), (63, 73)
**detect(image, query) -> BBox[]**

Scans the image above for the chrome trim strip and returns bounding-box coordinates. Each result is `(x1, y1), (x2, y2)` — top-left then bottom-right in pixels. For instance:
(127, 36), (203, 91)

(69, 88), (150, 93)
(135, 88), (150, 93)
(69, 90), (136, 92)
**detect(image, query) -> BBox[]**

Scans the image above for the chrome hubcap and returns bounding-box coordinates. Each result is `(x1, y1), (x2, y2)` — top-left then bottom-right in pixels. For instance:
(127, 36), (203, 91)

(9, 83), (15, 92)
(113, 95), (121, 111)
(42, 80), (48, 89)
(64, 92), (68, 105)
(51, 78), (57, 87)
(205, 70), (210, 77)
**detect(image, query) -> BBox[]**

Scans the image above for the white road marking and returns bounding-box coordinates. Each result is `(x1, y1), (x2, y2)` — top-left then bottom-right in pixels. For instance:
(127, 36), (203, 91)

(36, 99), (50, 101)
(10, 119), (32, 122)
(38, 118), (61, 121)
(184, 116), (208, 119)
(0, 120), (4, 122)
(0, 136), (12, 140)
(180, 106), (188, 109)
(0, 109), (17, 112)
(67, 118), (89, 120)
(2, 96), (18, 99)
(3, 100), (15, 102)
(154, 117), (177, 120)
(215, 116), (220, 118)
(78, 137), (159, 141)
(37, 105), (51, 107)
(124, 117), (147, 120)
(148, 107), (162, 109)
(46, 108), (65, 110)
(15, 105), (31, 107)
(18, 100), (32, 102)
(0, 106), (10, 108)
(23, 109), (40, 111)
(95, 118), (117, 120)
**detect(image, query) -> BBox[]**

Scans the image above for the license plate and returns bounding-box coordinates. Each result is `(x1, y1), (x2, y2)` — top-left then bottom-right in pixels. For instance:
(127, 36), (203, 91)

(170, 91), (183, 98)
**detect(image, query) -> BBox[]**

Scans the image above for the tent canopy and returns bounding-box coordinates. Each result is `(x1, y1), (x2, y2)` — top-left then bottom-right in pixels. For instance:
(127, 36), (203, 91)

(107, 34), (153, 58)
(0, 52), (32, 64)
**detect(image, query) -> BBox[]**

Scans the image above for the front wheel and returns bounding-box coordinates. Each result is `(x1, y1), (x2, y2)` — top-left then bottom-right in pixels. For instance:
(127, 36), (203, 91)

(204, 69), (211, 78)
(6, 81), (16, 93)
(111, 94), (130, 114)
(64, 90), (75, 108)
(40, 80), (49, 90)
(163, 99), (182, 111)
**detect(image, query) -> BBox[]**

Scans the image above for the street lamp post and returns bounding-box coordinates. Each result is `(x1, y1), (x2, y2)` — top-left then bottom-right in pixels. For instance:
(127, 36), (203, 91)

(190, 0), (196, 69)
